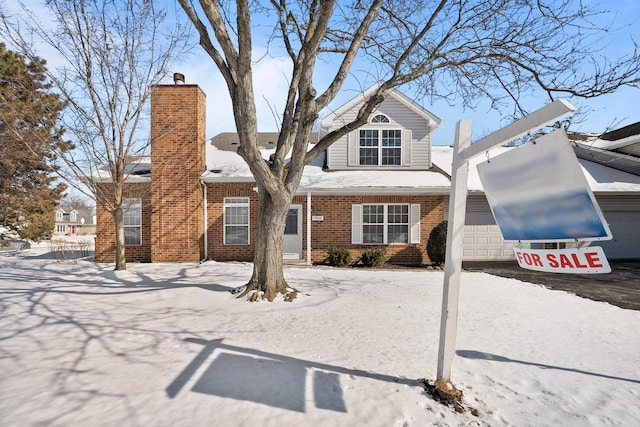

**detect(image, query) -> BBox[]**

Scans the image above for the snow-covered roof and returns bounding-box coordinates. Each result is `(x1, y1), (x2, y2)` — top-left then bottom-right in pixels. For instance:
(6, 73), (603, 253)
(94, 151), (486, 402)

(430, 145), (640, 194)
(94, 143), (640, 195)
(91, 157), (152, 183)
(202, 146), (451, 195)
(568, 122), (640, 176)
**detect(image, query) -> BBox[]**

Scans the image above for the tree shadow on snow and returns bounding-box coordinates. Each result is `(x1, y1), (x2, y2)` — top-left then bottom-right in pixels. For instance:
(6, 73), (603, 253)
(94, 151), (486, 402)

(166, 337), (420, 413)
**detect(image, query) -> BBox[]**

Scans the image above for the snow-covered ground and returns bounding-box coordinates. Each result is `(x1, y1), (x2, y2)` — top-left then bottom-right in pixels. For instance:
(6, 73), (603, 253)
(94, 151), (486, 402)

(1, 243), (638, 426)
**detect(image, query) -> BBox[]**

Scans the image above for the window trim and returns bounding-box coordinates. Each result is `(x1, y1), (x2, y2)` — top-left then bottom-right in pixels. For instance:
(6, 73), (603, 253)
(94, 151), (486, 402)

(362, 203), (410, 245)
(123, 198), (142, 246)
(370, 113), (390, 123)
(224, 197), (250, 245)
(353, 203), (420, 245)
(358, 128), (403, 166)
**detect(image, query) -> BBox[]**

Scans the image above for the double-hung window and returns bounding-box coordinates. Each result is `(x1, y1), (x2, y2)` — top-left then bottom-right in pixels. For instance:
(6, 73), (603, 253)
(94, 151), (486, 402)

(359, 129), (402, 166)
(224, 197), (250, 245)
(362, 204), (409, 244)
(123, 198), (142, 246)
(353, 203), (420, 245)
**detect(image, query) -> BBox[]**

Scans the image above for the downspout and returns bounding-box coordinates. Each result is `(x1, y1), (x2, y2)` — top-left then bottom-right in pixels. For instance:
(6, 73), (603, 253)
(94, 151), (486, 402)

(201, 180), (208, 263)
(307, 191), (312, 266)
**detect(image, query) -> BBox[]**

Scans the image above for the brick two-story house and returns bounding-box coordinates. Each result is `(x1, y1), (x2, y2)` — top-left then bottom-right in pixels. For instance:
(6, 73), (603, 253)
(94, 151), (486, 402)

(94, 80), (451, 264)
(94, 79), (640, 264)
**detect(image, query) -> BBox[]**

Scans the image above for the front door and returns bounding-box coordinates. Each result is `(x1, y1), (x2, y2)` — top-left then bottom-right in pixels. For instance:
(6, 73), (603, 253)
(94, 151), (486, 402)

(283, 205), (303, 259)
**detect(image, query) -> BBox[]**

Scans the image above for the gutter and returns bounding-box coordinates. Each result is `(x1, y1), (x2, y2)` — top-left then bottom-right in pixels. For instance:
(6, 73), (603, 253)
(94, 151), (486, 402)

(201, 179), (208, 263)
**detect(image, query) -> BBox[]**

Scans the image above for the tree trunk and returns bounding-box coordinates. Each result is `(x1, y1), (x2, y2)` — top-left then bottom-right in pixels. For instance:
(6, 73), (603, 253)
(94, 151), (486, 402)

(113, 208), (126, 271)
(237, 188), (296, 301)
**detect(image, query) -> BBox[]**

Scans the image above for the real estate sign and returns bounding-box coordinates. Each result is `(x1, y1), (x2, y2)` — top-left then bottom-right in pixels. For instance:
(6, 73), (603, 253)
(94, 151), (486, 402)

(477, 129), (612, 242)
(513, 246), (611, 274)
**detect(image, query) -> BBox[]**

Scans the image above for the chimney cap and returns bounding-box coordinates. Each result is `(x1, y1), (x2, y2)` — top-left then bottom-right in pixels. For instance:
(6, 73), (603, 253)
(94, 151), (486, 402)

(173, 73), (185, 84)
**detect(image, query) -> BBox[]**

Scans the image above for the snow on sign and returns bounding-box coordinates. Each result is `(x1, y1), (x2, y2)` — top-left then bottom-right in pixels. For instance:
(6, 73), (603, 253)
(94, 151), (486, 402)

(477, 129), (612, 242)
(513, 246), (611, 274)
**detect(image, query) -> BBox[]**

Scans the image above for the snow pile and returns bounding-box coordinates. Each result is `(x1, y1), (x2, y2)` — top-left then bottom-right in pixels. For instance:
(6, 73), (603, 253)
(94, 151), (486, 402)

(1, 244), (638, 426)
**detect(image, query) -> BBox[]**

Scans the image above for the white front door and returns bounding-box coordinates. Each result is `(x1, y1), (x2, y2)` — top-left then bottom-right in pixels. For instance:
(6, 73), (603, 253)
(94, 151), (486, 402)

(283, 205), (303, 259)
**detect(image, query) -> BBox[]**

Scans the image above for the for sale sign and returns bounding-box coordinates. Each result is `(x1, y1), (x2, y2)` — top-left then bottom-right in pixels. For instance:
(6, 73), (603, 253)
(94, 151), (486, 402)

(477, 129), (611, 242)
(513, 247), (611, 274)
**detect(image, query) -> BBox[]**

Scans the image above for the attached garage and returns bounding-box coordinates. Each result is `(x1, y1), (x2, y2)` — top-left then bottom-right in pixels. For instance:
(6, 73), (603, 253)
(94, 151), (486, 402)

(596, 196), (640, 259)
(433, 145), (640, 262)
(463, 196), (516, 260)
(456, 194), (640, 261)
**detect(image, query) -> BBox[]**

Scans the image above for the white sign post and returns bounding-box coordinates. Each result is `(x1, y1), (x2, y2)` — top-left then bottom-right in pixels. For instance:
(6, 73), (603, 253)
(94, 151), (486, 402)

(436, 100), (576, 382)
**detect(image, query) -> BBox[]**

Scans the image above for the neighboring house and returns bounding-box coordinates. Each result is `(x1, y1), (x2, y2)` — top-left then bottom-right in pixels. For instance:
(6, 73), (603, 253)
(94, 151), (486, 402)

(571, 121), (640, 176)
(92, 80), (640, 264)
(54, 208), (97, 236)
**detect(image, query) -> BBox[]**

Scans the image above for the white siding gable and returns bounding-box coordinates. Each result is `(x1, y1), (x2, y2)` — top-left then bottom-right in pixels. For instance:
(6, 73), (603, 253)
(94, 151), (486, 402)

(323, 88), (439, 171)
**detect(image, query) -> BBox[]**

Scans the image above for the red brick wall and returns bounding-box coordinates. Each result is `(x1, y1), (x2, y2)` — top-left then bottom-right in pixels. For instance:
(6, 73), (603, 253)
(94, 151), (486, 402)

(95, 183), (152, 263)
(95, 84), (207, 264)
(150, 84), (206, 262)
(205, 183), (259, 261)
(302, 194), (445, 265)
(204, 184), (445, 265)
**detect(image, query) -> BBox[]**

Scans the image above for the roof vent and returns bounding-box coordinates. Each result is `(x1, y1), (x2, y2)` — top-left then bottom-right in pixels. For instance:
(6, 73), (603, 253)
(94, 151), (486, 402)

(173, 73), (185, 84)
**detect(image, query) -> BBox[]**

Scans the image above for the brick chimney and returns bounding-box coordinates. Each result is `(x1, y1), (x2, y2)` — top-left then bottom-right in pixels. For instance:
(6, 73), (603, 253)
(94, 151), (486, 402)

(150, 77), (206, 262)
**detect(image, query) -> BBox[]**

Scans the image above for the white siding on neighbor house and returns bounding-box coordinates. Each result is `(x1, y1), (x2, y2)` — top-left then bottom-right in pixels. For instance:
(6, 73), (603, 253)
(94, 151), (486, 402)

(325, 96), (432, 170)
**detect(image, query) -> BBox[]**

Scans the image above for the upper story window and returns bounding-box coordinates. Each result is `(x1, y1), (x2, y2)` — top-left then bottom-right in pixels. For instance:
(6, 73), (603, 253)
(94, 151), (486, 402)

(55, 210), (63, 220)
(359, 129), (402, 165)
(224, 197), (250, 245)
(70, 211), (77, 222)
(370, 114), (390, 123)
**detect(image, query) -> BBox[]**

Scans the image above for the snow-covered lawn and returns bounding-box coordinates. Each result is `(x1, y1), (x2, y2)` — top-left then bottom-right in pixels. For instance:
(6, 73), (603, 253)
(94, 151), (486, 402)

(1, 244), (638, 426)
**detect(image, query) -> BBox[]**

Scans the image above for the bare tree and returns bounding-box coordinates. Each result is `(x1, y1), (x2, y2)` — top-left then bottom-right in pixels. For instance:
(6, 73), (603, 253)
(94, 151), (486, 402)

(178, 0), (639, 301)
(1, 0), (189, 270)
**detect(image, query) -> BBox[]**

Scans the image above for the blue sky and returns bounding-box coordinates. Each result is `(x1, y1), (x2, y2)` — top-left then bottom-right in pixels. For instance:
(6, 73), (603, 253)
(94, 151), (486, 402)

(3, 0), (639, 146)
(167, 0), (640, 146)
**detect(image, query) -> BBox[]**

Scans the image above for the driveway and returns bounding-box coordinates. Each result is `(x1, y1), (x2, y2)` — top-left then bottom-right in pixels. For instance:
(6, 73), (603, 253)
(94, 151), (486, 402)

(463, 261), (640, 311)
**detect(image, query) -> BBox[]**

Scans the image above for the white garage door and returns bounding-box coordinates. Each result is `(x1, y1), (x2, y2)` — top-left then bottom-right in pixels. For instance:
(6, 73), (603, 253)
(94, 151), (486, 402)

(457, 196), (516, 260)
(597, 197), (640, 259)
(463, 211), (516, 260)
